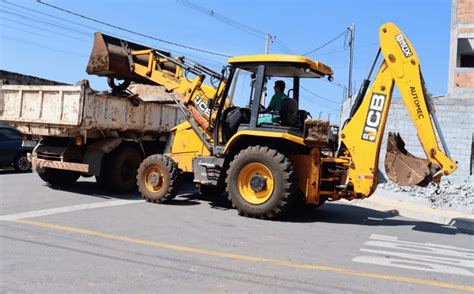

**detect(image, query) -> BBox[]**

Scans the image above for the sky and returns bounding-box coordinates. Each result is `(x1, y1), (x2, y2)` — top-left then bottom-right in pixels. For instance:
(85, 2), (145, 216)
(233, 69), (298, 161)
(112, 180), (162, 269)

(0, 0), (452, 122)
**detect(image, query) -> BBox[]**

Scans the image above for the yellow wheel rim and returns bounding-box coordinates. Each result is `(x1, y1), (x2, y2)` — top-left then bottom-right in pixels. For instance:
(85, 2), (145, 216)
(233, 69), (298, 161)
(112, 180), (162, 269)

(144, 166), (165, 193)
(238, 162), (274, 205)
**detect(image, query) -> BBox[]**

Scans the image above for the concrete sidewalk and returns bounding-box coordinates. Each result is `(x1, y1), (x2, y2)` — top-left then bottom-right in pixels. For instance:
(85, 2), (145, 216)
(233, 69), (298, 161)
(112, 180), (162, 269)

(342, 193), (474, 233)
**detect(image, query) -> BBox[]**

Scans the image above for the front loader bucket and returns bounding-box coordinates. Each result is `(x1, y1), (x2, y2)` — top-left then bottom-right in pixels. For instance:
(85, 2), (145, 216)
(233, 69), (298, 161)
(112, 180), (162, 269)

(385, 132), (436, 187)
(86, 32), (176, 83)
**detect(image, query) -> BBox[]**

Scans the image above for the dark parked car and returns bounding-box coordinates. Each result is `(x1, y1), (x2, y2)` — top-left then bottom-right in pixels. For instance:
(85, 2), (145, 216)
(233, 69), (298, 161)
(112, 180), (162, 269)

(0, 125), (37, 172)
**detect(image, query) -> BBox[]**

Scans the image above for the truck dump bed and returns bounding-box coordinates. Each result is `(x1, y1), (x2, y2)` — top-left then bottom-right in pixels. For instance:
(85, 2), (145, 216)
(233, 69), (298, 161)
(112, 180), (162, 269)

(0, 80), (183, 137)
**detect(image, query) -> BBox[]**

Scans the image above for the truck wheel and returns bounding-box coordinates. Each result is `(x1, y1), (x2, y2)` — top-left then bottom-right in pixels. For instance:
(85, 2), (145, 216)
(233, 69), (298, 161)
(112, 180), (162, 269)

(226, 146), (297, 219)
(37, 167), (80, 186)
(137, 154), (181, 203)
(103, 146), (142, 193)
(13, 153), (31, 172)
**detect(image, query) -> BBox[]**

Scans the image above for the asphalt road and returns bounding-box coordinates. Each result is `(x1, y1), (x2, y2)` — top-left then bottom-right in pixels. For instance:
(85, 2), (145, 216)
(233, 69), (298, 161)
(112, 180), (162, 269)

(1, 171), (473, 293)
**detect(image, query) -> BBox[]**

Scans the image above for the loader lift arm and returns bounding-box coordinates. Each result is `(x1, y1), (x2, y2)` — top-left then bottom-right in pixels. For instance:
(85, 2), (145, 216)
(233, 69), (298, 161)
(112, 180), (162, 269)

(86, 32), (229, 148)
(338, 23), (457, 198)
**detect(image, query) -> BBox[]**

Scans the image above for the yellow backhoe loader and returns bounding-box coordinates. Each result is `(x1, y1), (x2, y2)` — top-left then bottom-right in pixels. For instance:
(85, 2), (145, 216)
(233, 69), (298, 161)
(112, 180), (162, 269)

(87, 22), (457, 219)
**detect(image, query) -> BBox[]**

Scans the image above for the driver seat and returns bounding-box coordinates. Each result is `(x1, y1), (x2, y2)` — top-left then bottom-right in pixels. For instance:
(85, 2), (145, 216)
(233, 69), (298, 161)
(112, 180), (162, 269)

(279, 98), (298, 126)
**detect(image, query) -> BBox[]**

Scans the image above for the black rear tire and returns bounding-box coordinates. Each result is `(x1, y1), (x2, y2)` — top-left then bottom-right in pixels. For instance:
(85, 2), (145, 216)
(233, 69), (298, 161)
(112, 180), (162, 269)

(226, 146), (297, 219)
(102, 146), (142, 193)
(137, 154), (181, 203)
(37, 167), (80, 186)
(13, 153), (31, 172)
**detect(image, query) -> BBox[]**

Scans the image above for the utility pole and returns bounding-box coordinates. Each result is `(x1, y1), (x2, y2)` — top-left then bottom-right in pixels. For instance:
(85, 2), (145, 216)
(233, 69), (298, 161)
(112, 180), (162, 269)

(347, 23), (355, 99)
(265, 33), (270, 54)
(262, 33), (271, 106)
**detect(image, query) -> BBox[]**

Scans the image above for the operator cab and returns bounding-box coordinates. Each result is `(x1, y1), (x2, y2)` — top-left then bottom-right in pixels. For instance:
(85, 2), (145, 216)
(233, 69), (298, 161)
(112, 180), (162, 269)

(219, 54), (333, 143)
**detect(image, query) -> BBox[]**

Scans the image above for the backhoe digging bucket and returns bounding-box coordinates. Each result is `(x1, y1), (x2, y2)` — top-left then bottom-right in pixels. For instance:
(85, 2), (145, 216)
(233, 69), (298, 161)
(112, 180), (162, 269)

(86, 32), (176, 83)
(385, 132), (436, 187)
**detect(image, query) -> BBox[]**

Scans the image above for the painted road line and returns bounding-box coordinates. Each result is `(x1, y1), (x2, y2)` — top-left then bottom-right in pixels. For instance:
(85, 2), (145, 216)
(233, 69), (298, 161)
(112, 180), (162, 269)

(0, 199), (145, 221)
(11, 219), (474, 292)
(353, 234), (474, 277)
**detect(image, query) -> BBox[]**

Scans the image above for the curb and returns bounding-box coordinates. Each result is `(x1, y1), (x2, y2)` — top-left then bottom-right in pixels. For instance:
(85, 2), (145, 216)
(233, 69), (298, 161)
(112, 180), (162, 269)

(341, 195), (474, 232)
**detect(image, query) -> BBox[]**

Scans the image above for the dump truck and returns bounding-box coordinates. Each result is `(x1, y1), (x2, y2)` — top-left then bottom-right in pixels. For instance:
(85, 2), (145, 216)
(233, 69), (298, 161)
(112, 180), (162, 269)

(0, 81), (184, 192)
(86, 22), (457, 219)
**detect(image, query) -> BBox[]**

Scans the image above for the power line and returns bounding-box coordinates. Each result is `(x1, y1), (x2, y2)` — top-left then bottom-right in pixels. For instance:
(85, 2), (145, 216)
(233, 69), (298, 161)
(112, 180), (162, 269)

(177, 0), (295, 54)
(300, 85), (341, 106)
(0, 8), (90, 36)
(273, 37), (295, 54)
(36, 0), (232, 58)
(299, 94), (340, 112)
(303, 30), (347, 56)
(279, 77), (340, 110)
(1, 2), (225, 67)
(177, 0), (267, 39)
(328, 80), (346, 89)
(2, 0), (99, 32)
(317, 42), (378, 57)
(1, 17), (91, 43)
(1, 22), (90, 44)
(1, 35), (88, 58)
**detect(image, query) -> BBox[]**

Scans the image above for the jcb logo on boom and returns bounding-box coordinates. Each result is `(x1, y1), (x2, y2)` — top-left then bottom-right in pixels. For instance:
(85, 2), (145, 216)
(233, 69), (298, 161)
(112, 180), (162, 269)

(362, 93), (386, 142)
(193, 96), (211, 117)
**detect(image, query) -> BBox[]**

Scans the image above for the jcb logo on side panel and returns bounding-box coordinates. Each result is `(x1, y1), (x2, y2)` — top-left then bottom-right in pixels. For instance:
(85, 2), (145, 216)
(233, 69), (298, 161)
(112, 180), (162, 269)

(362, 93), (386, 142)
(193, 96), (211, 117)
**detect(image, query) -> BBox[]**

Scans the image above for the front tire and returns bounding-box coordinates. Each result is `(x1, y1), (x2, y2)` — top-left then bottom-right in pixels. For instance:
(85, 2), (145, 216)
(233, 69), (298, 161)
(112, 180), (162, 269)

(226, 146), (297, 219)
(137, 155), (181, 203)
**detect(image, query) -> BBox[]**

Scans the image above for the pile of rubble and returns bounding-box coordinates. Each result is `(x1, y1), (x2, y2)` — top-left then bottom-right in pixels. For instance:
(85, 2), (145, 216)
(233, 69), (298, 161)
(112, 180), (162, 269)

(378, 180), (474, 212)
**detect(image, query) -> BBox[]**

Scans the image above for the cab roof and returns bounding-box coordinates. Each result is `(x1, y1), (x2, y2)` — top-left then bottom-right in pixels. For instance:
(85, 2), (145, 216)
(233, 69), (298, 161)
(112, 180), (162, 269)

(228, 54), (333, 78)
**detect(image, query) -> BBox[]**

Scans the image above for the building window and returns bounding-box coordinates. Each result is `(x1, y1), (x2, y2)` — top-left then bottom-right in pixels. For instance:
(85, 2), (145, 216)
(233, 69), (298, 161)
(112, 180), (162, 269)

(457, 38), (474, 68)
(461, 54), (474, 67)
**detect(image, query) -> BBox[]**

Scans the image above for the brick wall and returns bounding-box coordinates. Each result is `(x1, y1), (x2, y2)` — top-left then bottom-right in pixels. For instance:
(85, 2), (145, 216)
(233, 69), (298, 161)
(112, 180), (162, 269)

(455, 71), (474, 87)
(458, 0), (474, 23)
(340, 96), (474, 184)
(450, 0), (474, 93)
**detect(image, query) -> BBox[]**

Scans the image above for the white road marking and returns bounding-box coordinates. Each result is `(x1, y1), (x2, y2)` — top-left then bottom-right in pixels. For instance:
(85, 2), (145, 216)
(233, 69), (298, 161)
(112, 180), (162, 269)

(364, 240), (473, 258)
(353, 255), (473, 277)
(360, 248), (474, 268)
(370, 234), (474, 252)
(0, 199), (145, 221)
(353, 234), (474, 276)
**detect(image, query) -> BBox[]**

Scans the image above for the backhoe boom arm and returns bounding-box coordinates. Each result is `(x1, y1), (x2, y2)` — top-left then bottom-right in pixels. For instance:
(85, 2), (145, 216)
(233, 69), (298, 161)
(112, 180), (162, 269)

(340, 23), (457, 198)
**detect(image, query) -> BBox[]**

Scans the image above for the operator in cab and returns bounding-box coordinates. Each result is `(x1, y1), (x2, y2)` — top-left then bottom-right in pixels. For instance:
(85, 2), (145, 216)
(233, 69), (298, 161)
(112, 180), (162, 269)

(258, 80), (288, 125)
(262, 80), (287, 113)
